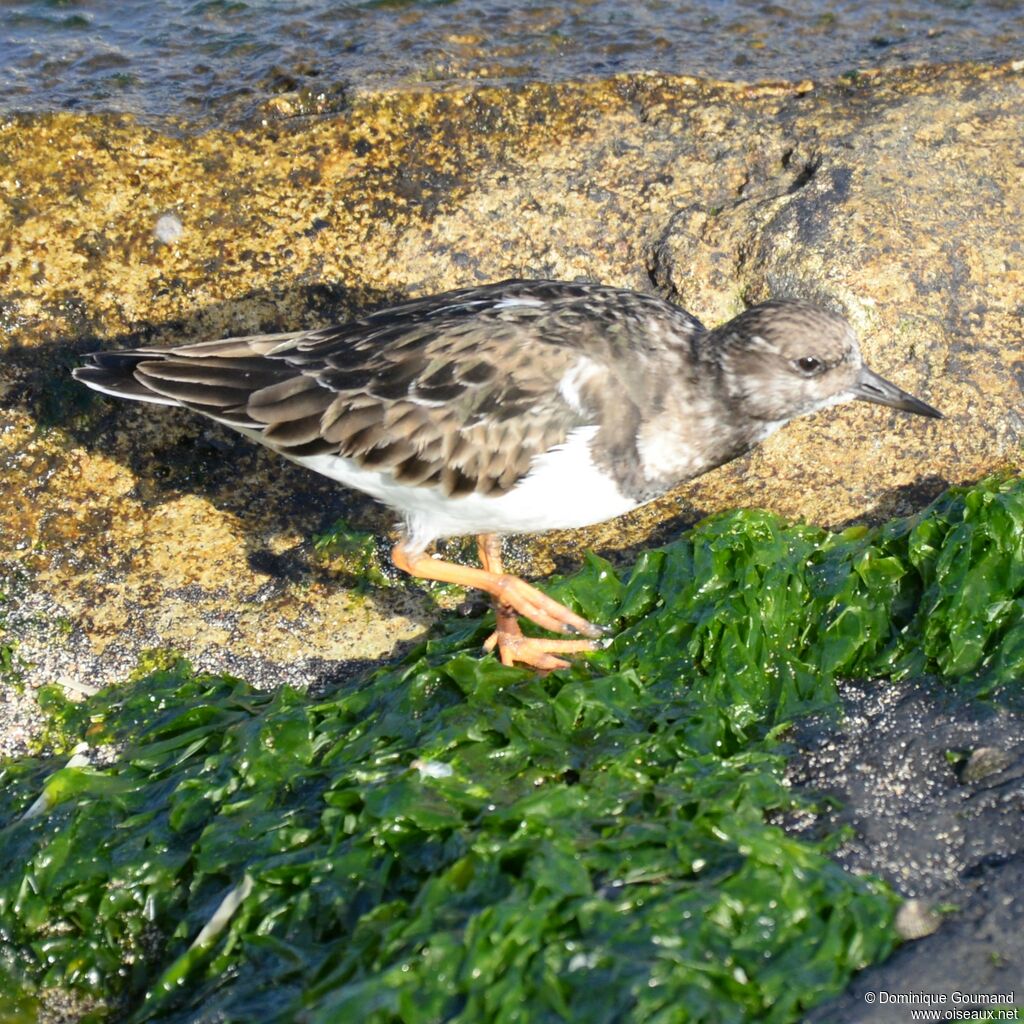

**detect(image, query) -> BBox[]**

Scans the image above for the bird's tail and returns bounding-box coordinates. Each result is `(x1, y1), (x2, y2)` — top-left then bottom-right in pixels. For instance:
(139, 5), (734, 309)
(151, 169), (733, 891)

(73, 351), (182, 407)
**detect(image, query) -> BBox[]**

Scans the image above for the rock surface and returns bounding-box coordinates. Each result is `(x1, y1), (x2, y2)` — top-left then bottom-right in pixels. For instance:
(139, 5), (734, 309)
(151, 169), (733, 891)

(1, 62), (1023, 708)
(791, 679), (1023, 1021)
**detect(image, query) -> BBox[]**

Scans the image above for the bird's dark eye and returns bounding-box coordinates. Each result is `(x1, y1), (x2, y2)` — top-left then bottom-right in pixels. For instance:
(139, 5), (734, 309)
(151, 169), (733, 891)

(795, 356), (824, 376)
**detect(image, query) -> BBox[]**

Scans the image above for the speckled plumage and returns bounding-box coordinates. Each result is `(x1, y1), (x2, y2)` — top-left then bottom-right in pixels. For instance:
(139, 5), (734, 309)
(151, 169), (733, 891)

(74, 280), (940, 549)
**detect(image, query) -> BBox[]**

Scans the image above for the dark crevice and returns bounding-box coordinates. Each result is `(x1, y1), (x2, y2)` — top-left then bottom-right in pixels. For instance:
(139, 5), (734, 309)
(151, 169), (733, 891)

(788, 154), (822, 193)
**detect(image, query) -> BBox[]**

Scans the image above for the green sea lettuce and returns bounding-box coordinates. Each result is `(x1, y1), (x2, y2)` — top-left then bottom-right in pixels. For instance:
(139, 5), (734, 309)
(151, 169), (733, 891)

(2, 475), (1023, 1023)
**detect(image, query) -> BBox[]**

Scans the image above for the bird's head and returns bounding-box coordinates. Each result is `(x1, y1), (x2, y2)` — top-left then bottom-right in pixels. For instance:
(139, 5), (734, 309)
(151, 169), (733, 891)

(711, 300), (942, 425)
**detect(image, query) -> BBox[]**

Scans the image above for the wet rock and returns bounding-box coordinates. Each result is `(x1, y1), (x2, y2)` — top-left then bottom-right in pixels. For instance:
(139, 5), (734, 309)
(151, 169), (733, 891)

(789, 679), (1024, 1020)
(809, 859), (1023, 1022)
(0, 63), (1022, 714)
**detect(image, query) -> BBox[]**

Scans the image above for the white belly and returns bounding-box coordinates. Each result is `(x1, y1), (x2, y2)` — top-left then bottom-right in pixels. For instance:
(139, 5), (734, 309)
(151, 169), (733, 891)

(283, 426), (640, 551)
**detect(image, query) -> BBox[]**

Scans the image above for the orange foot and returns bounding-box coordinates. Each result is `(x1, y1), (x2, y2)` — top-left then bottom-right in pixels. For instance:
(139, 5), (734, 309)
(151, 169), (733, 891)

(390, 533), (607, 671)
(483, 603), (601, 671)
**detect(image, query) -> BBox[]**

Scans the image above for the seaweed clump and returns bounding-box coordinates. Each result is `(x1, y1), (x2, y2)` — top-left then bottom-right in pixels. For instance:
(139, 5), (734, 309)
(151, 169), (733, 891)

(2, 476), (1023, 1023)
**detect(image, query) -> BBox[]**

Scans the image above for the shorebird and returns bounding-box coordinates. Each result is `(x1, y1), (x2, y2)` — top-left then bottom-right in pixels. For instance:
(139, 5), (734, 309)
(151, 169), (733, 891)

(74, 280), (941, 670)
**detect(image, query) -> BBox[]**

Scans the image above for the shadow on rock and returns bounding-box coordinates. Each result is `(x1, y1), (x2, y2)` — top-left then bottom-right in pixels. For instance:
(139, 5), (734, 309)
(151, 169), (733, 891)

(3, 279), (407, 551)
(842, 473), (955, 527)
(0, 280), (458, 685)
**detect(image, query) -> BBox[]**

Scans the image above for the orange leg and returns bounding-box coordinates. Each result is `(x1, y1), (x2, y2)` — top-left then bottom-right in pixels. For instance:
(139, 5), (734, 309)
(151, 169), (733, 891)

(391, 535), (604, 671)
(477, 534), (601, 671)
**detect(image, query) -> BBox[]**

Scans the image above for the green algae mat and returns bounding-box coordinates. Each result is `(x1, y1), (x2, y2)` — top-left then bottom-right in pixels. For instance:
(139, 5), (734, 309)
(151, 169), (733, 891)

(3, 475), (1024, 1023)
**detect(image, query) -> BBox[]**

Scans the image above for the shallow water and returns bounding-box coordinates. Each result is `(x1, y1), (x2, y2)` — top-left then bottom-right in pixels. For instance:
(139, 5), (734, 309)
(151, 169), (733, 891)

(1, 0), (1023, 128)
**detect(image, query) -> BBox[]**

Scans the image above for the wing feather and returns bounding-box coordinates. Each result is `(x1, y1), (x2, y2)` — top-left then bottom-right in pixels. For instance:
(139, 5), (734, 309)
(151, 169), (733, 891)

(74, 279), (699, 495)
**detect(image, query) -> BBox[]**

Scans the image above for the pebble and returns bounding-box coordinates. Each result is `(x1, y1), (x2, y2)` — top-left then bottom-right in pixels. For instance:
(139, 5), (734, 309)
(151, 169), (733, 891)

(154, 212), (184, 245)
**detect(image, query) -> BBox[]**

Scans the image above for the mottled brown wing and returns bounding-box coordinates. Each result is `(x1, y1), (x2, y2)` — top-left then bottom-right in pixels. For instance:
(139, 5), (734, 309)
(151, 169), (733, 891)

(76, 280), (708, 496)
(76, 283), (643, 497)
(276, 312), (589, 496)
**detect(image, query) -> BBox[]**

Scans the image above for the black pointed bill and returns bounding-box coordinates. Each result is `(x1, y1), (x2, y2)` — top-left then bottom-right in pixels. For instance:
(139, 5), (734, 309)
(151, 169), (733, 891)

(852, 366), (943, 419)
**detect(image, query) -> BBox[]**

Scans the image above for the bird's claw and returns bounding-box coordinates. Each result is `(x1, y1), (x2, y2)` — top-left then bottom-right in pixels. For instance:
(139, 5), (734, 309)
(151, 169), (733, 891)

(483, 629), (602, 672)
